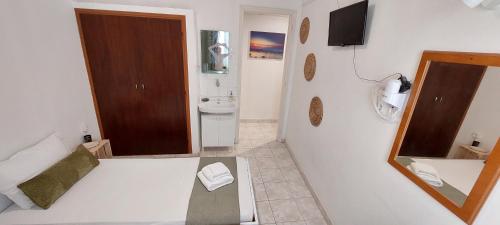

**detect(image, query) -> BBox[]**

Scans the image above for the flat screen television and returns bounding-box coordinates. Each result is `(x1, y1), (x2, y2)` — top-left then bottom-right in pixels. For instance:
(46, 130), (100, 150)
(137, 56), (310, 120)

(328, 0), (368, 46)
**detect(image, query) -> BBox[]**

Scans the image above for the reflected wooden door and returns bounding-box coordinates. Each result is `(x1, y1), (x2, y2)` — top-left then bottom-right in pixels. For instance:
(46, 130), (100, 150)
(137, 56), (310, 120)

(77, 10), (190, 156)
(399, 62), (486, 157)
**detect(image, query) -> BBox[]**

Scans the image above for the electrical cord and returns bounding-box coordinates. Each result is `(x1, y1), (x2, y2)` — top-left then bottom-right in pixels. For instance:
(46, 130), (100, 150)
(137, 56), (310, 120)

(352, 45), (402, 83)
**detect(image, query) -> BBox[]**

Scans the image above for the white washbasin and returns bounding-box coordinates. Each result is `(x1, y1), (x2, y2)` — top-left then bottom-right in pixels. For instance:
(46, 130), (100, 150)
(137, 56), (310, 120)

(198, 100), (238, 114)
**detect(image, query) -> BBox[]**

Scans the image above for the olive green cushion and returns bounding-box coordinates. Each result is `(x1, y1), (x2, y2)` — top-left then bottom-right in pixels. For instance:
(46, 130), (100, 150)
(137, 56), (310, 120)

(18, 145), (99, 209)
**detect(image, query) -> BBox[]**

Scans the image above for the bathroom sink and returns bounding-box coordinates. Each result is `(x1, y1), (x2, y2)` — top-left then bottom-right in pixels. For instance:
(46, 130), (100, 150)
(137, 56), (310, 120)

(198, 100), (238, 114)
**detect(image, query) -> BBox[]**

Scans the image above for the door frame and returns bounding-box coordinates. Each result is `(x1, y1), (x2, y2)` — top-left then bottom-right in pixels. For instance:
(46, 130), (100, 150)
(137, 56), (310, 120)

(75, 9), (192, 153)
(236, 6), (299, 142)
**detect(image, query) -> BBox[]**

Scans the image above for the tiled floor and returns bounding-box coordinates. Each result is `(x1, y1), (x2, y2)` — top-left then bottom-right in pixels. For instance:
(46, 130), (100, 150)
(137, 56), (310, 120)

(201, 122), (329, 225)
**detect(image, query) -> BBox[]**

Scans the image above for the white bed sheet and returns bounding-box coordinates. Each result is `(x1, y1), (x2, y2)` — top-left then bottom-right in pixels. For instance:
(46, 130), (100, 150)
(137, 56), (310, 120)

(0, 157), (255, 225)
(412, 158), (484, 194)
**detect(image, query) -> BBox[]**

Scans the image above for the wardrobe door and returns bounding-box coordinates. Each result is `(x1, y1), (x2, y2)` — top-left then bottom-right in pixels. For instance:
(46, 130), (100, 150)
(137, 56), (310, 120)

(399, 62), (485, 157)
(135, 17), (190, 155)
(77, 11), (190, 156)
(78, 13), (145, 156)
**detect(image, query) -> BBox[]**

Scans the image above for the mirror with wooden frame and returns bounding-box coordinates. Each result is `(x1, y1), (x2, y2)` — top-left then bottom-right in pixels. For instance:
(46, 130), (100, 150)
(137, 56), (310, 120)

(200, 30), (230, 74)
(388, 51), (500, 225)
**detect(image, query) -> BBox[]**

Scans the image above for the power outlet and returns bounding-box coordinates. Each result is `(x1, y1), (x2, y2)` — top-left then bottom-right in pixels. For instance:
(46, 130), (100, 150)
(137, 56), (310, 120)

(80, 122), (89, 134)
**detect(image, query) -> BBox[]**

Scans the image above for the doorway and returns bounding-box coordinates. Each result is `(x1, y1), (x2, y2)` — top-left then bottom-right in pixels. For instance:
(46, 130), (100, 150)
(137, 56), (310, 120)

(237, 10), (292, 148)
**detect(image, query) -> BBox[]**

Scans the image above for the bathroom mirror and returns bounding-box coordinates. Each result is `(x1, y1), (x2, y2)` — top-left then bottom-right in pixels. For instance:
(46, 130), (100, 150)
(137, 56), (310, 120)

(200, 30), (230, 74)
(388, 51), (500, 225)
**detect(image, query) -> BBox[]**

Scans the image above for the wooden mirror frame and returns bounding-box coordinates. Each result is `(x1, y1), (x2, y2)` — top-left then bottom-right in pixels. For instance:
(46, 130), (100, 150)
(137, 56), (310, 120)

(388, 51), (500, 224)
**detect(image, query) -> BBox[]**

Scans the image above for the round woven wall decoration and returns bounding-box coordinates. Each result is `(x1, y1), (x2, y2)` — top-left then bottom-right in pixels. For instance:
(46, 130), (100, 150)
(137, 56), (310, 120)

(309, 96), (323, 127)
(300, 17), (310, 44)
(304, 53), (316, 81)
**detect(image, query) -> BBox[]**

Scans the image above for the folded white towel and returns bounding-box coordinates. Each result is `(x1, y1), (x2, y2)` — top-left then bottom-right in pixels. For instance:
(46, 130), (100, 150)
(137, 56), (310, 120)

(407, 163), (443, 187)
(197, 171), (234, 191)
(421, 177), (444, 187)
(201, 162), (231, 182)
(409, 162), (438, 175)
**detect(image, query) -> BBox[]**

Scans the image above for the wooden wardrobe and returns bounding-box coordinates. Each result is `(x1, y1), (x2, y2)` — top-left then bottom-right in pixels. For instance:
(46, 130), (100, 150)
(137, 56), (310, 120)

(76, 9), (191, 156)
(399, 61), (486, 158)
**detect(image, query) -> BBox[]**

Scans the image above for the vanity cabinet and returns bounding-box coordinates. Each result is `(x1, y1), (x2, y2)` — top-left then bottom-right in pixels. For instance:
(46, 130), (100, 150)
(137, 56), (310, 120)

(201, 113), (236, 147)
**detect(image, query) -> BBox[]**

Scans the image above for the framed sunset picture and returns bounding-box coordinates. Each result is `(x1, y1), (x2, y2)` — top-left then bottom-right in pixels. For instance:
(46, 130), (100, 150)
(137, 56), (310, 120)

(249, 31), (286, 60)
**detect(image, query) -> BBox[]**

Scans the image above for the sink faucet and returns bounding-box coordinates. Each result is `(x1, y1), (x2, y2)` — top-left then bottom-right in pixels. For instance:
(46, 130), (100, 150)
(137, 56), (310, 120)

(215, 79), (220, 87)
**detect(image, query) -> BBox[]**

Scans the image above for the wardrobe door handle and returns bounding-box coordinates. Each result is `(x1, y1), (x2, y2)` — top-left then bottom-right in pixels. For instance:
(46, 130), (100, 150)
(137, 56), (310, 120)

(135, 84), (138, 90)
(141, 84), (145, 90)
(434, 97), (438, 102)
(439, 96), (443, 103)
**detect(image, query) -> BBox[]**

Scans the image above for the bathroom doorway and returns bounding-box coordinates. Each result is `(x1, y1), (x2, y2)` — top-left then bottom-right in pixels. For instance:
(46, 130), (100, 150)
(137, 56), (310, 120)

(236, 7), (296, 148)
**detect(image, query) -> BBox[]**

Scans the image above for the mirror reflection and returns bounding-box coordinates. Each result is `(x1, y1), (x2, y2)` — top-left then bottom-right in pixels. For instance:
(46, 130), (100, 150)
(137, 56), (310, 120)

(396, 62), (500, 207)
(200, 30), (230, 74)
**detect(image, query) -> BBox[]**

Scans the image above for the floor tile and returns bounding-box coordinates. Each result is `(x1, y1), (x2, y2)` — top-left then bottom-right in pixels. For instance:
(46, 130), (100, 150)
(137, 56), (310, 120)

(254, 183), (268, 202)
(257, 157), (279, 169)
(295, 198), (323, 220)
(250, 168), (261, 178)
(252, 175), (264, 184)
(276, 155), (296, 168)
(260, 168), (284, 183)
(237, 149), (254, 158)
(286, 181), (312, 198)
(271, 147), (290, 157)
(269, 199), (303, 223)
(265, 182), (292, 200)
(236, 122), (329, 224)
(281, 168), (305, 184)
(257, 201), (275, 224)
(265, 141), (286, 149)
(238, 138), (256, 148)
(306, 217), (328, 225)
(247, 157), (260, 174)
(278, 222), (307, 225)
(253, 147), (274, 158)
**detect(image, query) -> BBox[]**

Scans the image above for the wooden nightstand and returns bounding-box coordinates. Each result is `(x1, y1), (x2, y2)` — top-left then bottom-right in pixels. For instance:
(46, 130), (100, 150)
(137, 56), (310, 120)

(84, 140), (113, 159)
(458, 145), (489, 160)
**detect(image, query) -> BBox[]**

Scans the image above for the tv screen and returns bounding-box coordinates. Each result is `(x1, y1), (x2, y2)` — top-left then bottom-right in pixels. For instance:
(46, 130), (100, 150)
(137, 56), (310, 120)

(328, 0), (368, 46)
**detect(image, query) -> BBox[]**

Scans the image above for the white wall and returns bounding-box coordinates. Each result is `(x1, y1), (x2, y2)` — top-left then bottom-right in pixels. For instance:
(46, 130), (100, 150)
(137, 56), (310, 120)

(0, 0), (100, 159)
(0, 0), (102, 210)
(240, 14), (289, 120)
(286, 0), (500, 225)
(450, 67), (500, 157)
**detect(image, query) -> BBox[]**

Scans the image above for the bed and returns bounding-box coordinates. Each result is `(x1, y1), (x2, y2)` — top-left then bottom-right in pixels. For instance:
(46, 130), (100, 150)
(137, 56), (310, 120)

(0, 157), (258, 225)
(397, 156), (485, 206)
(411, 158), (484, 195)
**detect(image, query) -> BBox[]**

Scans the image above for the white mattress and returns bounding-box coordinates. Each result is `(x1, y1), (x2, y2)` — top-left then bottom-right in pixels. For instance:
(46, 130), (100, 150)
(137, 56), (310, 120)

(412, 158), (484, 194)
(0, 157), (255, 225)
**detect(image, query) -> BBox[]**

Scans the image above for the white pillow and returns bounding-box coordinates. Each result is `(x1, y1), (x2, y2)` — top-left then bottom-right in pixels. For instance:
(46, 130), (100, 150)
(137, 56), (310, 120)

(0, 134), (70, 209)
